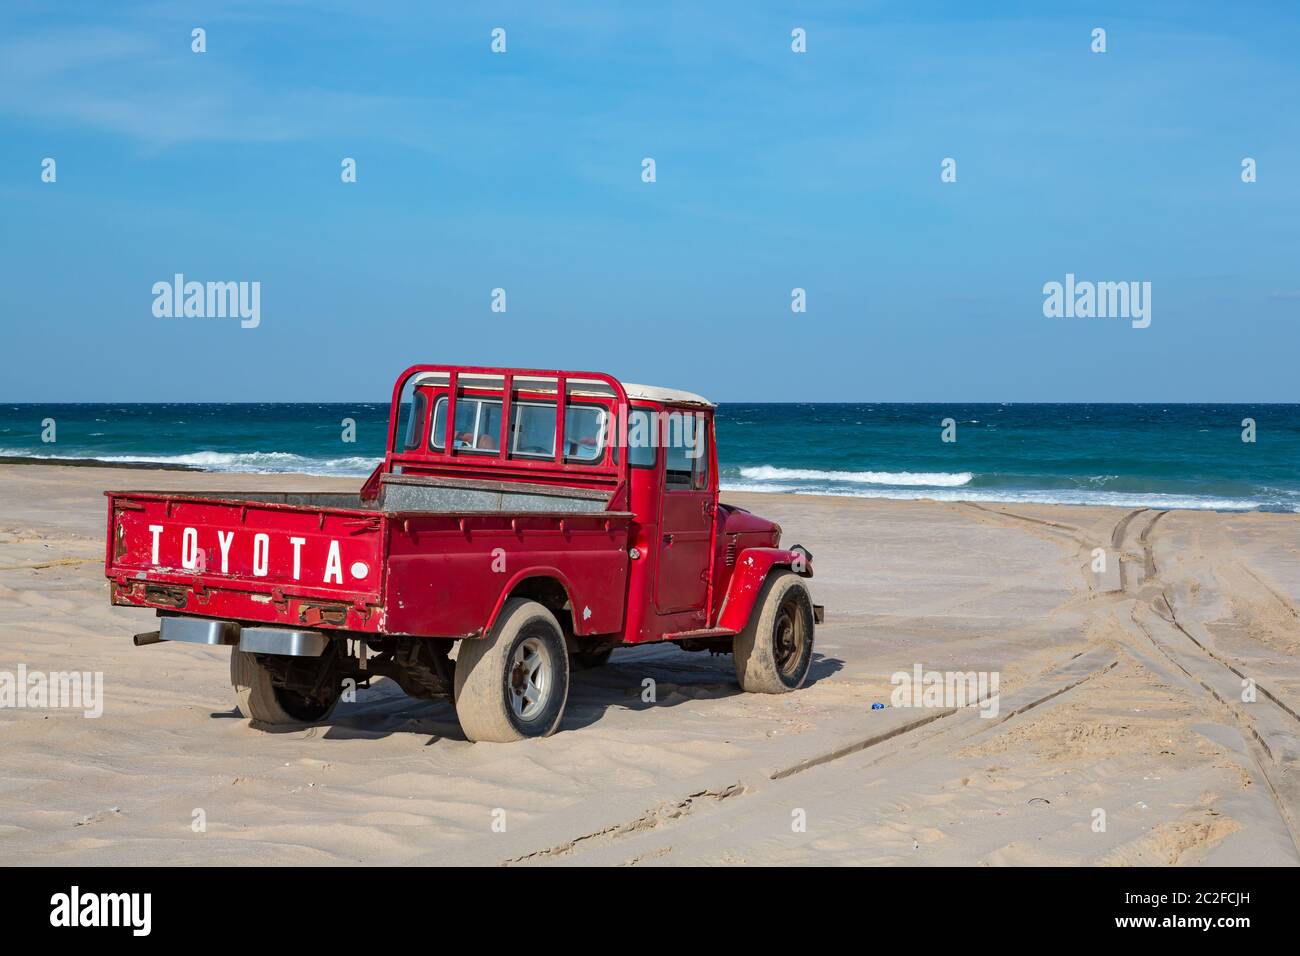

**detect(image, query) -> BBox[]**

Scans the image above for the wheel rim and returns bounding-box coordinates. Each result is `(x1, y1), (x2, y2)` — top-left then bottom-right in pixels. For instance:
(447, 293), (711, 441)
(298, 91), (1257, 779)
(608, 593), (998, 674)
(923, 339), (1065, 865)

(773, 595), (809, 680)
(508, 636), (551, 721)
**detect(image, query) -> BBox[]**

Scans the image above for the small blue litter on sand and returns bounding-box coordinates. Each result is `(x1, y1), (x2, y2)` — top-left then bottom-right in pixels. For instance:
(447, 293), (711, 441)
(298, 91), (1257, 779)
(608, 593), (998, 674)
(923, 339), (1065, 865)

(871, 702), (885, 710)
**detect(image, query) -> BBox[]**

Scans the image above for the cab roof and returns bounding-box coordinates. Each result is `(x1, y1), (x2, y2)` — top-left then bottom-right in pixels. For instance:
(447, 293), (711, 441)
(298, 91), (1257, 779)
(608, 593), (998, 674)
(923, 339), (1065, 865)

(620, 383), (714, 407)
(410, 371), (714, 408)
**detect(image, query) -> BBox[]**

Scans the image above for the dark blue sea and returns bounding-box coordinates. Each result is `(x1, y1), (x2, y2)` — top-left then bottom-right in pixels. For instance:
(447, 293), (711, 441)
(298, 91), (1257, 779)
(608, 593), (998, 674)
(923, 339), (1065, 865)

(2, 403), (1297, 512)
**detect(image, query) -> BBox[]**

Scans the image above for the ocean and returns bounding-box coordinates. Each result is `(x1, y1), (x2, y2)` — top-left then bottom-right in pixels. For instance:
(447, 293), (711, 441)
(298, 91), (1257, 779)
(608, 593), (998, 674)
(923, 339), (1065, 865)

(2, 403), (1297, 513)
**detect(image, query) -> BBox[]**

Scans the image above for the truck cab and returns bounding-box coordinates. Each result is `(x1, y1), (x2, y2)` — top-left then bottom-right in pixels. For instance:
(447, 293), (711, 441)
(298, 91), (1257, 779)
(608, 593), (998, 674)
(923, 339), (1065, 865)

(107, 365), (820, 742)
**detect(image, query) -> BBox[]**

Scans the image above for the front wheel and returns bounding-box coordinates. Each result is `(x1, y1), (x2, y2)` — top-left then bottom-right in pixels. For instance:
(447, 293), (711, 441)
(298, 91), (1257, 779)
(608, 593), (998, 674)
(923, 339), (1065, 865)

(454, 599), (570, 742)
(733, 571), (815, 693)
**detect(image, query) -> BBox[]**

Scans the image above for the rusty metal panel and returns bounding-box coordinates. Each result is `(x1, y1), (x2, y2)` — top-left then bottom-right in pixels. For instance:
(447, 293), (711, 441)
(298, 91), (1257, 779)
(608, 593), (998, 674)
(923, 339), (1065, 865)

(380, 474), (607, 514)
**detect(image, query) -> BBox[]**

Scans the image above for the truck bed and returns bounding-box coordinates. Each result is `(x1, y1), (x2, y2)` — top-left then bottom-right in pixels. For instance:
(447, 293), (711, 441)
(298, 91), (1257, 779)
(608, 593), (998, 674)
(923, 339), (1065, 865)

(106, 478), (632, 639)
(138, 473), (611, 514)
(107, 489), (390, 632)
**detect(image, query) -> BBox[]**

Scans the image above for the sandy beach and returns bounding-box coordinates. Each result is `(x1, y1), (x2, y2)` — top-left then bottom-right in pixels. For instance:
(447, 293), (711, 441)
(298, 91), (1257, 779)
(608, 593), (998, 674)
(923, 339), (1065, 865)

(1, 462), (1297, 866)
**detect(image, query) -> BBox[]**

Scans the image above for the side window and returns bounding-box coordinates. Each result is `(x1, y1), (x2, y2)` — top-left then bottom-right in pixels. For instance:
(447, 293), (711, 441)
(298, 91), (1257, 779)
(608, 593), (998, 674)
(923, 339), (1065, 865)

(622, 408), (657, 468)
(400, 390), (428, 451)
(664, 411), (708, 490)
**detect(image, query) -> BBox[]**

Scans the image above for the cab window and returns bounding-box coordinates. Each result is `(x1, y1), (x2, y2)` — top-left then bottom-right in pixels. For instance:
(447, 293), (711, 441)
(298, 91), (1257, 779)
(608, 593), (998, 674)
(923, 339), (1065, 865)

(430, 395), (607, 461)
(511, 403), (555, 457)
(401, 390), (428, 451)
(431, 396), (499, 452)
(664, 411), (708, 490)
(617, 408), (657, 468)
(562, 406), (606, 462)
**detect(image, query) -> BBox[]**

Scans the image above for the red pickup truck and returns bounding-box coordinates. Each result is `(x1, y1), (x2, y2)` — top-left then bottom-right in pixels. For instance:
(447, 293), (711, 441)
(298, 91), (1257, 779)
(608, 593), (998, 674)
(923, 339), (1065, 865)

(106, 365), (821, 742)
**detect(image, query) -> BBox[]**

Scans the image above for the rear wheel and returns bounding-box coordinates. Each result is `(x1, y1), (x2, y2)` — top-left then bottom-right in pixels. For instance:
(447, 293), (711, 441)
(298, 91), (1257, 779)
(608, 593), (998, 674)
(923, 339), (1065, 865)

(230, 648), (340, 724)
(733, 571), (815, 693)
(454, 599), (570, 742)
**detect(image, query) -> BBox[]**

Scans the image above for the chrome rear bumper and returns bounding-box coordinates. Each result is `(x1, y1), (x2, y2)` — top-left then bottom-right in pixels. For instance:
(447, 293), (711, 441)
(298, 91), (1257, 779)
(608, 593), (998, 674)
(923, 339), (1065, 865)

(159, 617), (239, 646)
(143, 617), (329, 657)
(238, 627), (329, 657)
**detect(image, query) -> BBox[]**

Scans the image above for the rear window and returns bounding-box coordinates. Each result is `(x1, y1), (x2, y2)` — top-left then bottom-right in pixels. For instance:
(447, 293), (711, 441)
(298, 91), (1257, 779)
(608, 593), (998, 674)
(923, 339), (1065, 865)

(511, 403), (555, 456)
(562, 406), (605, 461)
(432, 395), (501, 452)
(430, 396), (606, 462)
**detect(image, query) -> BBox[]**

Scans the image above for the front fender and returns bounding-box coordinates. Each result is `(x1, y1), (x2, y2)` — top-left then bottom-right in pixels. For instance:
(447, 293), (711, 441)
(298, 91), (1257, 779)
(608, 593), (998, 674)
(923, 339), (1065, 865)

(716, 547), (813, 632)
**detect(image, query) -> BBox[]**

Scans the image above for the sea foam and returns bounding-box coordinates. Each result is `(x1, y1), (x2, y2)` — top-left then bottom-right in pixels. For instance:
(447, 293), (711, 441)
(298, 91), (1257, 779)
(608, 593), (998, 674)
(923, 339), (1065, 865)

(739, 465), (973, 487)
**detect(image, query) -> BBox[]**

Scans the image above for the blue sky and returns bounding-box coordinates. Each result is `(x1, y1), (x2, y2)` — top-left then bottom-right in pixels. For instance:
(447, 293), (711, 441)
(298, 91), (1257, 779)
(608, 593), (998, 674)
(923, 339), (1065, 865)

(2, 1), (1297, 402)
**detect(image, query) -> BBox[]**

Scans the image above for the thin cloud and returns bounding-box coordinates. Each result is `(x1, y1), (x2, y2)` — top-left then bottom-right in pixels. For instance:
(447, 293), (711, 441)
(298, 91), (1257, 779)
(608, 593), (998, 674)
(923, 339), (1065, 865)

(0, 25), (446, 149)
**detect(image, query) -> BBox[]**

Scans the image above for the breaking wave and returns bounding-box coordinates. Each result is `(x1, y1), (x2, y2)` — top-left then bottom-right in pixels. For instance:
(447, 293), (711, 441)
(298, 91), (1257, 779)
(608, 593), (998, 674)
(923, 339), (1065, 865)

(721, 481), (1279, 512)
(0, 448), (381, 477)
(739, 465), (973, 487)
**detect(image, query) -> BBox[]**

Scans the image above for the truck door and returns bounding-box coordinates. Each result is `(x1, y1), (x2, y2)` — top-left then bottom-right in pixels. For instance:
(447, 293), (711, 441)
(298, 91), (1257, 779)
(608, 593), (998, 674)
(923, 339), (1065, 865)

(655, 409), (714, 616)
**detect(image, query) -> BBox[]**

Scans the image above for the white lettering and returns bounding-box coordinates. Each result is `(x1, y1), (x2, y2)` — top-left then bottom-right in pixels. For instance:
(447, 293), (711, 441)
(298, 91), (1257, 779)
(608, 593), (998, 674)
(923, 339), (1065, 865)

(289, 537), (306, 580)
(324, 540), (343, 584)
(217, 530), (234, 574)
(252, 533), (269, 577)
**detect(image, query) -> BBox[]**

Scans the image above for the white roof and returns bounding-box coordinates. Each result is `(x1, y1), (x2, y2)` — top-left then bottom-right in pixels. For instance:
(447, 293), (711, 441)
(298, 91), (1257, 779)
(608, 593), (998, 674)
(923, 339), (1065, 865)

(410, 371), (713, 408)
(621, 382), (714, 407)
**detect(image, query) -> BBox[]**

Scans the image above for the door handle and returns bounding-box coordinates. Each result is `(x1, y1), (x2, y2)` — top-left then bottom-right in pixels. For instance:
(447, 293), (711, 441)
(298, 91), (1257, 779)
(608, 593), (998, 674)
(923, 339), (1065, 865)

(663, 533), (674, 545)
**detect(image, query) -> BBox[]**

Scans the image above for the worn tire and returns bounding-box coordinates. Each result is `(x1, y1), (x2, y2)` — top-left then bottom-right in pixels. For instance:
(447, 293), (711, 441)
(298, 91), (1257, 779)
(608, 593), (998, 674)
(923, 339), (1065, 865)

(230, 648), (340, 725)
(454, 599), (570, 742)
(733, 571), (815, 694)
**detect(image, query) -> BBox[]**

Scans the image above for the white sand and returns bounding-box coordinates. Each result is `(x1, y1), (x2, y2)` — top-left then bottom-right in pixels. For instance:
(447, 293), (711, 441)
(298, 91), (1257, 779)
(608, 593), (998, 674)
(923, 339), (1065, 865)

(1, 463), (1297, 865)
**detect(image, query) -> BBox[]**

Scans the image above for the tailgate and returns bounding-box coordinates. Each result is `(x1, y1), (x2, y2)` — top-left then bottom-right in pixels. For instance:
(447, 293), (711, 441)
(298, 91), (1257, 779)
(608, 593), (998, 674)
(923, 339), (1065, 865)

(106, 491), (386, 631)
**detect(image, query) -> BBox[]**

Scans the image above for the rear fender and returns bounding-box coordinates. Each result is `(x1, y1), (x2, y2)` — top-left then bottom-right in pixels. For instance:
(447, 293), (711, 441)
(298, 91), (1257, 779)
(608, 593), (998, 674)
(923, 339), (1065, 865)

(481, 567), (585, 639)
(716, 547), (813, 632)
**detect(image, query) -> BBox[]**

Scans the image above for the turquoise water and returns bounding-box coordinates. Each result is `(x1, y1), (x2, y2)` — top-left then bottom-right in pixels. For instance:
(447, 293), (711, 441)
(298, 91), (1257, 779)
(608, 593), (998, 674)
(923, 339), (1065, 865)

(717, 403), (1300, 513)
(2, 403), (1297, 512)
